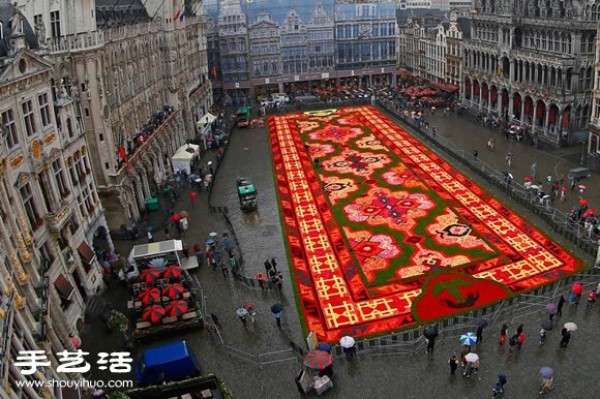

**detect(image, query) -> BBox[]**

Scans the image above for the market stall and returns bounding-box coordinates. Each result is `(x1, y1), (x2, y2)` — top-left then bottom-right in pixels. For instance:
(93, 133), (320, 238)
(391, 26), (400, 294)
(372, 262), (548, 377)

(171, 144), (200, 174)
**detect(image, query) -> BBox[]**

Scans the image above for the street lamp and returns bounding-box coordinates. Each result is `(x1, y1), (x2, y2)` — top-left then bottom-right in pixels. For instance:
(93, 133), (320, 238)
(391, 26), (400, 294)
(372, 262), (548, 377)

(580, 140), (587, 166)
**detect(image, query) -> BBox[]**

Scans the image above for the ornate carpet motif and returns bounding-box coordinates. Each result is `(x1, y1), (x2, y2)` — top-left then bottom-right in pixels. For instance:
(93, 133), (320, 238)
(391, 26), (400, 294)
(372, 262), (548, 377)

(269, 106), (586, 342)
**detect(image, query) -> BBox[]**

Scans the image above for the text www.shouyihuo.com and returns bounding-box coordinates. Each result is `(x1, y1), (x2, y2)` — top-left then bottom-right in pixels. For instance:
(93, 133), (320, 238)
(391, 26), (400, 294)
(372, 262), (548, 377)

(15, 378), (133, 390)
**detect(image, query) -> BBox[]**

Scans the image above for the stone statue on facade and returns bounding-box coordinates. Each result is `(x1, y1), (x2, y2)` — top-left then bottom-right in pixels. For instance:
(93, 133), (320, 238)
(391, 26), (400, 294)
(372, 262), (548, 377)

(35, 20), (47, 48)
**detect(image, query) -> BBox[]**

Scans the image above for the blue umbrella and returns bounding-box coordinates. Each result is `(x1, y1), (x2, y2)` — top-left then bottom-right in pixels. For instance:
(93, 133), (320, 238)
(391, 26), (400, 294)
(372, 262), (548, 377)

(459, 332), (477, 346)
(205, 239), (215, 245)
(271, 303), (283, 314)
(540, 367), (554, 379)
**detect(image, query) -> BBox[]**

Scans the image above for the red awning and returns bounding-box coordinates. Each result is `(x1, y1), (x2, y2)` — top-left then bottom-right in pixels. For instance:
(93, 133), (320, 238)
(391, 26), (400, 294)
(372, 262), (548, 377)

(55, 274), (74, 300)
(429, 82), (459, 92)
(78, 241), (95, 264)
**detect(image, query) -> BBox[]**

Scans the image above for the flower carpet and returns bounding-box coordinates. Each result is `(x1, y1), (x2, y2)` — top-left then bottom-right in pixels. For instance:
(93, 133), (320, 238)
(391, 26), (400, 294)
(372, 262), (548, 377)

(269, 106), (586, 342)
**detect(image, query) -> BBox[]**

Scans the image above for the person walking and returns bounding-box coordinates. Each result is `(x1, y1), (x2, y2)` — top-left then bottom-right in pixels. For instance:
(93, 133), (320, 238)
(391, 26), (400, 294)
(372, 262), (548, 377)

(210, 313), (222, 330)
(540, 377), (554, 394)
(516, 329), (526, 352)
(264, 259), (272, 274)
(220, 262), (229, 279)
(448, 355), (459, 375)
(426, 335), (436, 354)
(492, 373), (508, 397)
(557, 295), (566, 316)
(270, 257), (278, 273)
(498, 323), (508, 346)
(476, 326), (484, 344)
(147, 231), (154, 243)
(530, 162), (537, 180)
(559, 328), (571, 348)
(274, 312), (282, 329)
(586, 290), (597, 309)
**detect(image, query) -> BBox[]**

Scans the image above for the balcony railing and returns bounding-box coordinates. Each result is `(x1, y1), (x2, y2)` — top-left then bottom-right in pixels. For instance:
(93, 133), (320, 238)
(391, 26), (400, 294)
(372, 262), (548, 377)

(44, 204), (73, 233)
(47, 31), (105, 53)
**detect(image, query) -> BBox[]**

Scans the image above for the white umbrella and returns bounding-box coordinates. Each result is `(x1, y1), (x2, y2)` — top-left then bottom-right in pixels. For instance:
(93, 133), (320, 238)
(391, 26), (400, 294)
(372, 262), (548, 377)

(464, 352), (479, 363)
(209, 232), (218, 238)
(564, 322), (577, 332)
(339, 335), (356, 349)
(529, 185), (540, 190)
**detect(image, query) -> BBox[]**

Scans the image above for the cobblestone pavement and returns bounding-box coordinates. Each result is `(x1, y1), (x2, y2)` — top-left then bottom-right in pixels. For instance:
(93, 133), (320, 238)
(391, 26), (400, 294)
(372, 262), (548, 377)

(83, 106), (600, 398)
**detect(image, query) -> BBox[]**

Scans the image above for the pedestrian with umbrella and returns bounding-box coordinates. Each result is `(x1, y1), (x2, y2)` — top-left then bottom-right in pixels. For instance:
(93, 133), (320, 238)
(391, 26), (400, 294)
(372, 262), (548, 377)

(546, 303), (558, 320)
(236, 307), (249, 326)
(423, 325), (438, 354)
(540, 319), (553, 346)
(340, 335), (357, 359)
(474, 317), (488, 344)
(462, 353), (479, 378)
(560, 325), (573, 348)
(459, 332), (477, 350)
(570, 282), (583, 305)
(539, 367), (555, 394)
(271, 303), (283, 329)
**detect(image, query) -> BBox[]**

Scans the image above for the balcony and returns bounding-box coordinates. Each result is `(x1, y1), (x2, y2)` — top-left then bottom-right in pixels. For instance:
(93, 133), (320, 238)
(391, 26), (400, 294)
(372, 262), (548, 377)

(47, 31), (105, 54)
(44, 204), (73, 233)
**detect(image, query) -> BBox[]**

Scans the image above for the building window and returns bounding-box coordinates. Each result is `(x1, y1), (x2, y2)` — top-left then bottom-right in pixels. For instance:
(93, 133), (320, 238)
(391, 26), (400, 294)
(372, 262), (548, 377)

(50, 10), (61, 38)
(38, 93), (51, 127)
(2, 109), (19, 149)
(66, 118), (74, 137)
(52, 159), (69, 197)
(22, 100), (37, 136)
(20, 183), (42, 229)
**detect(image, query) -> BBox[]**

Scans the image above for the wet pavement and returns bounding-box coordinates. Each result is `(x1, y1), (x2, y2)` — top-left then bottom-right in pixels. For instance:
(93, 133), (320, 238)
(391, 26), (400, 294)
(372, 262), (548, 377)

(83, 105), (600, 398)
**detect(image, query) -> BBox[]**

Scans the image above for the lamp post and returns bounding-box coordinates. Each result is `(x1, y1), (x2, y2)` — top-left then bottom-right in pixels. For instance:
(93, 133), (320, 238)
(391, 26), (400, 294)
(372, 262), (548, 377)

(580, 140), (587, 166)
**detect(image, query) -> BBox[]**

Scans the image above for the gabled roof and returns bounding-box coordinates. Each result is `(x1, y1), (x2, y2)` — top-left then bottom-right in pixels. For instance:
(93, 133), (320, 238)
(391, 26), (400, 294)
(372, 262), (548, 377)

(0, 48), (53, 84)
(397, 7), (447, 26)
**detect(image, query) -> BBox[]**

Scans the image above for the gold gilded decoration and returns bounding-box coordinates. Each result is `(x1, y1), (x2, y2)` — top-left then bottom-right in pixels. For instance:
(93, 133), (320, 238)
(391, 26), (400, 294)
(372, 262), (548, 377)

(0, 308), (5, 319)
(9, 252), (28, 283)
(44, 132), (56, 145)
(31, 139), (43, 159)
(19, 213), (33, 245)
(10, 153), (25, 169)
(14, 294), (24, 308)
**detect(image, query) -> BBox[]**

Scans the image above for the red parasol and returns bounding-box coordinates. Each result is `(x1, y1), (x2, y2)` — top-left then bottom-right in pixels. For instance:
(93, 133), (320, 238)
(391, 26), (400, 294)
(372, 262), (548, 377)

(579, 198), (588, 206)
(162, 283), (185, 299)
(138, 287), (161, 305)
(582, 208), (596, 219)
(164, 300), (189, 317)
(142, 304), (166, 324)
(163, 265), (183, 280)
(524, 176), (534, 182)
(139, 269), (161, 284)
(571, 282), (584, 295)
(170, 213), (181, 222)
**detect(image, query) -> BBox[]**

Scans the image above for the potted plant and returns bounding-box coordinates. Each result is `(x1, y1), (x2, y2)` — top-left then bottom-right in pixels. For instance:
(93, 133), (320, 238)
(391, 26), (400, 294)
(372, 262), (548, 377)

(107, 310), (129, 334)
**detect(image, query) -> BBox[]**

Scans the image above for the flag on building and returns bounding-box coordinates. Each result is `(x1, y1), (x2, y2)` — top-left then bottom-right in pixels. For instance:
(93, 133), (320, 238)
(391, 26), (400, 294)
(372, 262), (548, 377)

(119, 144), (130, 173)
(173, 0), (182, 22)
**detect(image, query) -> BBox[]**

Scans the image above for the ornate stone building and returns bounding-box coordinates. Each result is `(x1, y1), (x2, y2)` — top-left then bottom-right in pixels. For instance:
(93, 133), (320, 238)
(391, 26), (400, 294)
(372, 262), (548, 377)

(18, 0), (212, 228)
(248, 11), (281, 95)
(398, 9), (468, 89)
(462, 0), (596, 146)
(218, 0), (250, 101)
(307, 3), (335, 73)
(1, 3), (102, 397)
(587, 23), (600, 156)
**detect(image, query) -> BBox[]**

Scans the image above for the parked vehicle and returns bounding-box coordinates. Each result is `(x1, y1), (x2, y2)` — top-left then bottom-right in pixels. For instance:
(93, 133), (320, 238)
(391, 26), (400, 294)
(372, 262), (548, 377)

(236, 106), (252, 127)
(237, 177), (258, 211)
(133, 341), (201, 386)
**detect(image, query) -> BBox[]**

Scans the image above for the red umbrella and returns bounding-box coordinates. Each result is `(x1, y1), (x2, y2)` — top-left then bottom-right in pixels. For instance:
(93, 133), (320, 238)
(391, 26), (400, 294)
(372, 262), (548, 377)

(142, 304), (166, 324)
(138, 287), (161, 305)
(572, 282), (584, 295)
(164, 300), (189, 317)
(162, 283), (185, 299)
(579, 198), (588, 206)
(163, 265), (183, 280)
(582, 208), (596, 219)
(139, 269), (161, 284)
(524, 176), (534, 182)
(170, 213), (181, 223)
(189, 191), (197, 204)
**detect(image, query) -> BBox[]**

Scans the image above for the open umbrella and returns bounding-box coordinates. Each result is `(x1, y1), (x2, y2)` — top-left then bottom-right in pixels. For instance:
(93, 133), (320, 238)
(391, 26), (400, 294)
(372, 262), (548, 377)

(138, 287), (161, 305)
(474, 317), (489, 328)
(162, 283), (185, 299)
(170, 213), (181, 223)
(143, 304), (166, 324)
(236, 307), (249, 317)
(209, 232), (219, 238)
(571, 282), (583, 295)
(464, 353), (479, 363)
(579, 198), (588, 206)
(423, 325), (439, 339)
(540, 367), (554, 379)
(271, 303), (283, 314)
(243, 302), (256, 312)
(541, 319), (553, 331)
(340, 335), (356, 349)
(303, 350), (333, 371)
(165, 300), (189, 317)
(564, 322), (577, 332)
(545, 303), (558, 315)
(459, 332), (477, 346)
(139, 269), (161, 284)
(205, 239), (215, 245)
(162, 265), (183, 280)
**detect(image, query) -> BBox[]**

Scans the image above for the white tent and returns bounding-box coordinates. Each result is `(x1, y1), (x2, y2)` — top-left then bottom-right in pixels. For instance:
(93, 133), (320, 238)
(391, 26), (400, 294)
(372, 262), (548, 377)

(171, 144), (200, 174)
(197, 112), (217, 127)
